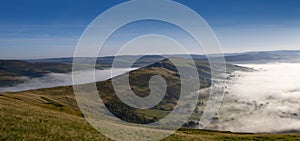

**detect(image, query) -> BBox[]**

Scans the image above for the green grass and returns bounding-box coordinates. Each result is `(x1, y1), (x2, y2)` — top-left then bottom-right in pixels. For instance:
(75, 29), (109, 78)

(135, 109), (170, 119)
(40, 96), (63, 107)
(1, 92), (300, 141)
(0, 94), (109, 141)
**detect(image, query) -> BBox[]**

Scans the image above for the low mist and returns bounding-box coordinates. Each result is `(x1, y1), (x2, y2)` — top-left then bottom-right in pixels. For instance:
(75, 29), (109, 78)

(210, 63), (300, 133)
(0, 68), (137, 92)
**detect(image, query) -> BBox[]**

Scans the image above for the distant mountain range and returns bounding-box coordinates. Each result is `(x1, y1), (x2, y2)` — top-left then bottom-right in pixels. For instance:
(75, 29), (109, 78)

(0, 50), (299, 87)
(223, 50), (300, 63)
(25, 50), (300, 64)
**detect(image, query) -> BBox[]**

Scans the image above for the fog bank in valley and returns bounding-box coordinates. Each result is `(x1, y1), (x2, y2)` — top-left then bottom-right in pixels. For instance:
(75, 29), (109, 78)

(211, 63), (300, 133)
(0, 68), (137, 92)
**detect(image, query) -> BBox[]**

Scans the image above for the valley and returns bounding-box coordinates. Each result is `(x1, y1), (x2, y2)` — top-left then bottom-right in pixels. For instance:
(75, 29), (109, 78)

(1, 51), (300, 140)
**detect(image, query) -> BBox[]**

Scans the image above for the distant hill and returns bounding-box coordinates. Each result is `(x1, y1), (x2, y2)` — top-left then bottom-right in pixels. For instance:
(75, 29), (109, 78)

(25, 55), (167, 69)
(0, 60), (49, 77)
(224, 52), (281, 62)
(25, 50), (300, 65)
(224, 50), (300, 63)
(0, 60), (72, 87)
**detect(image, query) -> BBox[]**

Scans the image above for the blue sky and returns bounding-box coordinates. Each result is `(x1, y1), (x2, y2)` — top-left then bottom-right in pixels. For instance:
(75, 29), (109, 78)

(0, 0), (300, 59)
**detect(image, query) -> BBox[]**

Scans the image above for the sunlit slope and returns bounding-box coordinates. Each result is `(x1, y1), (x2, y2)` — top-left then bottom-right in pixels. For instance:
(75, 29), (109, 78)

(2, 93), (300, 141)
(0, 93), (108, 140)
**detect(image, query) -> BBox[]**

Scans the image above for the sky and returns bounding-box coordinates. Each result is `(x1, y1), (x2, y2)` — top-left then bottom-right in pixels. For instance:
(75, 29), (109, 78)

(0, 0), (300, 59)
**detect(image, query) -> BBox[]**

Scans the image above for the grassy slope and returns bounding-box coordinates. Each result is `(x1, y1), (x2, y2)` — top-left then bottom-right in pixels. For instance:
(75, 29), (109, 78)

(2, 92), (300, 141)
(0, 93), (108, 141)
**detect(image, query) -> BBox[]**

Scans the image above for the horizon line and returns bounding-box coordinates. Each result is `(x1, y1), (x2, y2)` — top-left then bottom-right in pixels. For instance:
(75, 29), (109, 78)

(1, 49), (299, 60)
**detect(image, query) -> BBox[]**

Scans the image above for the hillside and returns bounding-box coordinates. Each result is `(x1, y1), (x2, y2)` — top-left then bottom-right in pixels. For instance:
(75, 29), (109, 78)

(0, 58), (255, 138)
(1, 58), (300, 140)
(1, 88), (300, 140)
